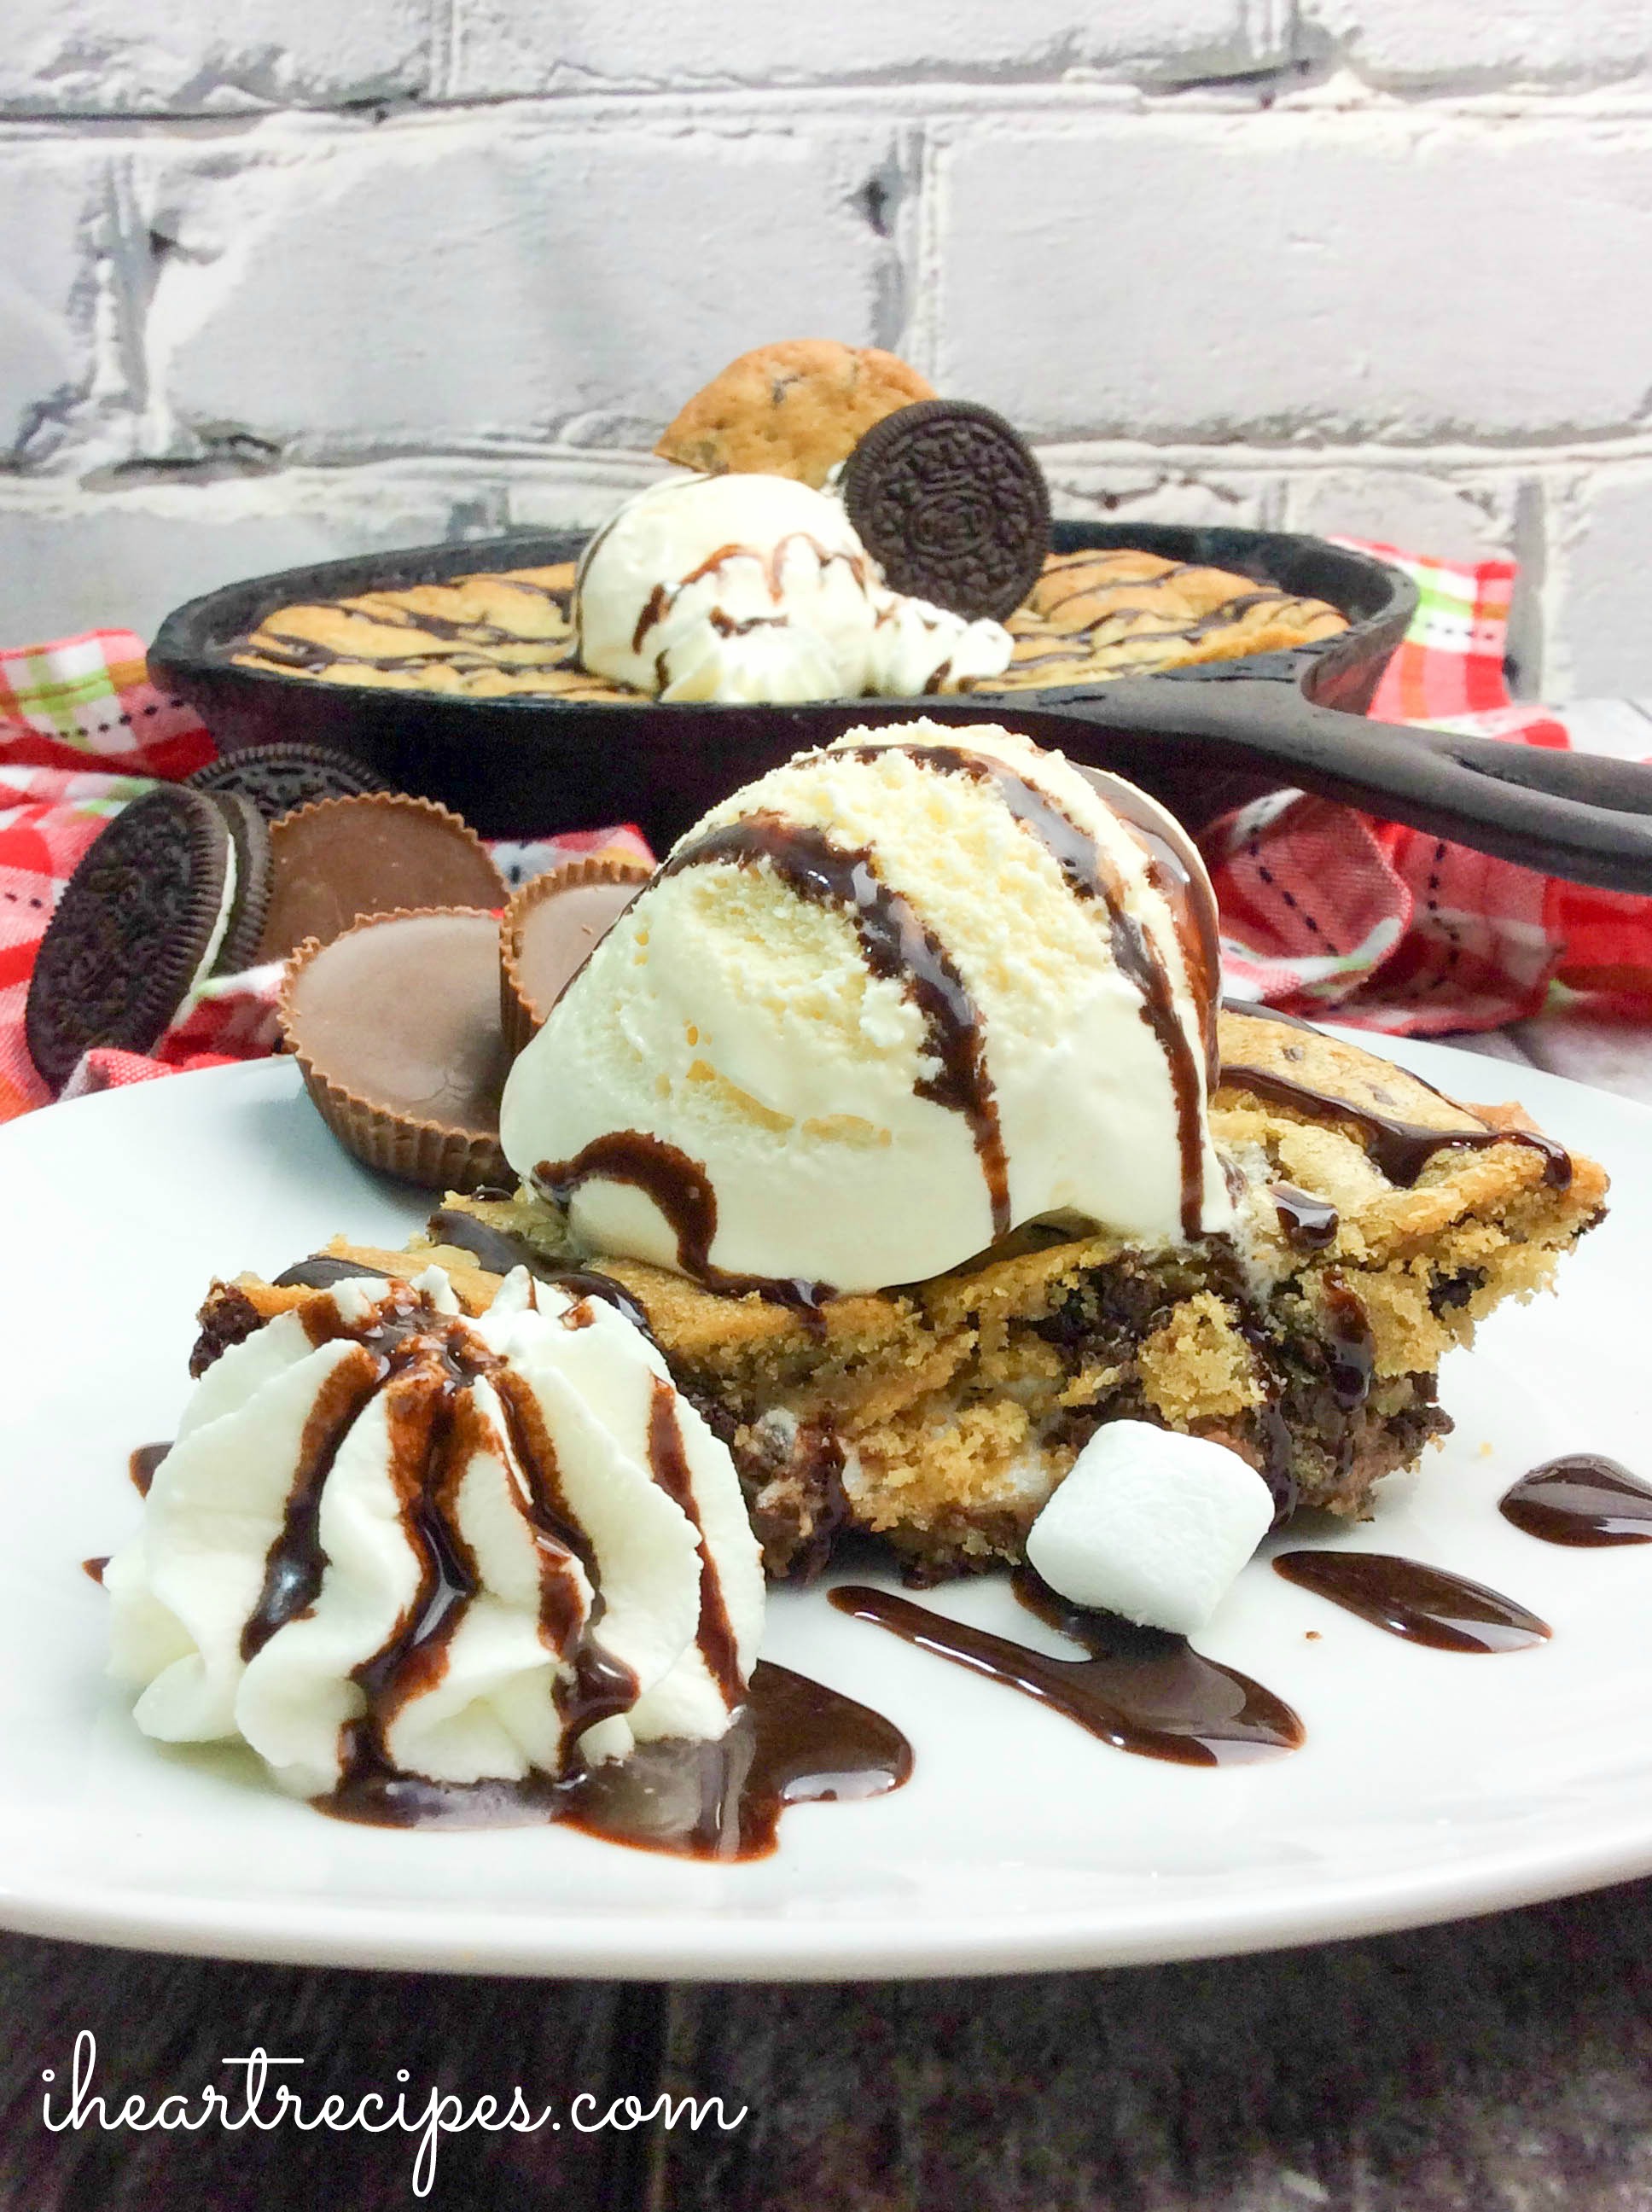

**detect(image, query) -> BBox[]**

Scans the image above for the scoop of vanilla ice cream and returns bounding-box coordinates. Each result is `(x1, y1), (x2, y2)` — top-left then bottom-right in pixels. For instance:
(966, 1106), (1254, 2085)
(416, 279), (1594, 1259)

(105, 1266), (764, 1798)
(499, 722), (1231, 1295)
(573, 474), (1012, 702)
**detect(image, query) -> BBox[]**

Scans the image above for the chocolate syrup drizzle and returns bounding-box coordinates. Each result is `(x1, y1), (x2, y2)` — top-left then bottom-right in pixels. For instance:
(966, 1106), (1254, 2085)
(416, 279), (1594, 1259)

(666, 810), (1010, 1235)
(1500, 1456), (1652, 1546)
(1218, 1060), (1572, 1190)
(273, 1255), (393, 1291)
(840, 744), (1213, 1237)
(423, 1208), (656, 1341)
(129, 1442), (167, 1496)
(646, 1377), (744, 1708)
(1272, 1551), (1550, 1652)
(1010, 557), (1328, 672)
(537, 1131), (834, 1324)
(236, 1284), (642, 1773)
(830, 1571), (1303, 1766)
(539, 803), (1017, 1309)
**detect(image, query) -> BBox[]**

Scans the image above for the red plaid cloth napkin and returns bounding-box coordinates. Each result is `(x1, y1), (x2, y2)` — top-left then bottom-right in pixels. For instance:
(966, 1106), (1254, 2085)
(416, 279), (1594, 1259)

(1205, 543), (1652, 1035)
(2, 552), (1649, 1123)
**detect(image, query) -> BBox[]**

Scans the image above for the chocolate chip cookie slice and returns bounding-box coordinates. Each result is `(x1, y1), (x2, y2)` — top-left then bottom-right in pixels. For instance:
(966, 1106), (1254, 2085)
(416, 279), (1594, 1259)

(656, 340), (935, 489)
(25, 787), (245, 1088)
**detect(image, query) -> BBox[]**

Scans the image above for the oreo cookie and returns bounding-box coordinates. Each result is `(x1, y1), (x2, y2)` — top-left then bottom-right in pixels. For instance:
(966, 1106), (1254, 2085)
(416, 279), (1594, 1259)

(213, 791), (275, 972)
(188, 742), (390, 824)
(842, 399), (1050, 623)
(26, 787), (247, 1088)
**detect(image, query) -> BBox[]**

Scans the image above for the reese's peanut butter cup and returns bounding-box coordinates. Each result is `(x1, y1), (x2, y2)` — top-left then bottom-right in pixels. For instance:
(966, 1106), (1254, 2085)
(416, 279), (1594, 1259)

(279, 908), (511, 1192)
(188, 741), (390, 822)
(498, 853), (652, 1057)
(259, 793), (505, 964)
(841, 398), (1050, 623)
(26, 786), (253, 1090)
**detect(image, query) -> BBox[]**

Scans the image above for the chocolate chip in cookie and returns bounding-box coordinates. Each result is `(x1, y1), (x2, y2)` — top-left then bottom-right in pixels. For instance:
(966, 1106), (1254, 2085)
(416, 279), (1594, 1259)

(842, 399), (1050, 623)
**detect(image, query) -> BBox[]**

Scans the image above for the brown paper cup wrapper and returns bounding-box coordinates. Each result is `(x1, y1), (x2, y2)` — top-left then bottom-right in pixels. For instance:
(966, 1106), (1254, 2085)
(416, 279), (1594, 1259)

(280, 908), (511, 1195)
(499, 852), (653, 1059)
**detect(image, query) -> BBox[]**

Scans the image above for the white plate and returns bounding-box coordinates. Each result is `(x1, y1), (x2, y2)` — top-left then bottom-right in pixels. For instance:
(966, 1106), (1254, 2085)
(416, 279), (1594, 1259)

(5, 1039), (1650, 1981)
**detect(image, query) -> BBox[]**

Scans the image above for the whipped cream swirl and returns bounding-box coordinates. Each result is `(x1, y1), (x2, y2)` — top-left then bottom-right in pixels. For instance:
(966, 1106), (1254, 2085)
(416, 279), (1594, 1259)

(105, 1266), (764, 1798)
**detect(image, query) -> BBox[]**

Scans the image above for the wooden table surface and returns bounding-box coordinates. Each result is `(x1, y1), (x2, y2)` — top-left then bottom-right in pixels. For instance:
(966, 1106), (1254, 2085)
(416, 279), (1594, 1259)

(8, 1010), (1649, 2212)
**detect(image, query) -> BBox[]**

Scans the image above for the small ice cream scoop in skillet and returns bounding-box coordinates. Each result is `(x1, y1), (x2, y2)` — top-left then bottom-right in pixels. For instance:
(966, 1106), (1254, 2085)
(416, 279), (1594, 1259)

(152, 521), (1652, 893)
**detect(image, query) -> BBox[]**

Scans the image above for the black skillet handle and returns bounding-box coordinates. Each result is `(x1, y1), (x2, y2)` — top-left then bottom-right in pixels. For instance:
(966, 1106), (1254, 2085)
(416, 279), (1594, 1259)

(1050, 678), (1652, 894)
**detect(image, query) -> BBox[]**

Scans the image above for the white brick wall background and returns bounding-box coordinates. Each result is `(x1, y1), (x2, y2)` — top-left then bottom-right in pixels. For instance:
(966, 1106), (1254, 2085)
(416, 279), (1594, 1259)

(2, 2), (1650, 695)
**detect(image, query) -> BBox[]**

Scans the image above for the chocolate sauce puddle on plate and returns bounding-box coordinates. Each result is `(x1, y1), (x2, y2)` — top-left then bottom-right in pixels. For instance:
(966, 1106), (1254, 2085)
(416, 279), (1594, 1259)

(1500, 1456), (1652, 1546)
(831, 1570), (1302, 1767)
(1273, 1551), (1550, 1652)
(114, 1419), (909, 1859)
(318, 1660), (911, 1860)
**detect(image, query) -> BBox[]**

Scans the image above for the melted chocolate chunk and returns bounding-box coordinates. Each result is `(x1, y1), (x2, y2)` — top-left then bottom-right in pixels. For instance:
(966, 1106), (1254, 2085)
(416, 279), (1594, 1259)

(1272, 1551), (1550, 1652)
(830, 1570), (1302, 1767)
(189, 1284), (264, 1377)
(1500, 1456), (1652, 1547)
(82, 1556), (108, 1584)
(1320, 1272), (1376, 1413)
(1271, 1182), (1339, 1250)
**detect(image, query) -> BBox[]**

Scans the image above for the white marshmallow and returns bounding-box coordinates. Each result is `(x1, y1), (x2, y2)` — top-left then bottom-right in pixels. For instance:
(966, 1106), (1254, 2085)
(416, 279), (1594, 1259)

(1026, 1420), (1274, 1635)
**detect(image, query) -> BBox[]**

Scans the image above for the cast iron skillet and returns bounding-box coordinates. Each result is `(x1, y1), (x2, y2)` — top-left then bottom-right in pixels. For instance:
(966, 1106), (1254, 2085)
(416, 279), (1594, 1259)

(150, 521), (1652, 891)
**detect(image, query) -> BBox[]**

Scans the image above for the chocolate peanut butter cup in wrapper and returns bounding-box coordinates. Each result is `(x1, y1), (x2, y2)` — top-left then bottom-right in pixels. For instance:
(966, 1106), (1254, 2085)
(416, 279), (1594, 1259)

(499, 853), (653, 1058)
(259, 792), (506, 965)
(279, 906), (511, 1191)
